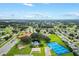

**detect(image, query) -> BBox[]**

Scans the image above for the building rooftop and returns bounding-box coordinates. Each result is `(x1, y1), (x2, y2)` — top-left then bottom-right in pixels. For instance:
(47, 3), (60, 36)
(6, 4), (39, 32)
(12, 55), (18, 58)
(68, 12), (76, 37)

(18, 32), (32, 39)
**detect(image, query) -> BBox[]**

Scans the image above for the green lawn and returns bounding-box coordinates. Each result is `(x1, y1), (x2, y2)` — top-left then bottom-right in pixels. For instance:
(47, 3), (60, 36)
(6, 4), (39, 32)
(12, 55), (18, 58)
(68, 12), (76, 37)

(48, 34), (74, 56)
(7, 41), (45, 56)
(7, 44), (31, 56)
(48, 34), (67, 47)
(50, 50), (57, 56)
(62, 52), (74, 56)
(41, 40), (47, 47)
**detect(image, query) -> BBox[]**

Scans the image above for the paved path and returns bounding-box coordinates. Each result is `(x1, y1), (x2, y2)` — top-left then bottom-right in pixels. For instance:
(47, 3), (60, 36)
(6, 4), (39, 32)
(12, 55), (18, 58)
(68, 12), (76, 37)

(45, 47), (51, 56)
(0, 37), (18, 56)
(30, 48), (41, 55)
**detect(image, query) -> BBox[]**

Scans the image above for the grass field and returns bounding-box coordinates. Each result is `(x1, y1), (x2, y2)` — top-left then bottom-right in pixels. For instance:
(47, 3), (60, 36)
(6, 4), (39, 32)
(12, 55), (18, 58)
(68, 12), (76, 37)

(48, 34), (74, 56)
(48, 34), (67, 47)
(7, 44), (45, 56)
(7, 44), (31, 56)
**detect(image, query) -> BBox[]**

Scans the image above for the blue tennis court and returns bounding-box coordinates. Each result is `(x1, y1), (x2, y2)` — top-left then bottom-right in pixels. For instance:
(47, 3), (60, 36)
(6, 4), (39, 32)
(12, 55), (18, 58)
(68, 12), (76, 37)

(48, 42), (70, 55)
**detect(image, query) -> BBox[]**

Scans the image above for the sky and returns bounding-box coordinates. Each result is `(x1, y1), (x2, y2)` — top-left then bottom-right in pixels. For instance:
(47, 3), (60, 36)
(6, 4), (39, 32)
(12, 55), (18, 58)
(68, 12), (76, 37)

(0, 3), (79, 20)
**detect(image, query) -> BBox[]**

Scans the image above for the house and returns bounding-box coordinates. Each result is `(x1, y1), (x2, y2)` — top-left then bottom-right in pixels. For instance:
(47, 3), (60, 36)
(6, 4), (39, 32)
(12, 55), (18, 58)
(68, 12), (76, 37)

(17, 32), (32, 39)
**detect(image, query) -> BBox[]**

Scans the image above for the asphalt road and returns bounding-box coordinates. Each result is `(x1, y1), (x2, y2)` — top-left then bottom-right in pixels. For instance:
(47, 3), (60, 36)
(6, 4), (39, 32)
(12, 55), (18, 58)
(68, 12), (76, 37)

(0, 37), (18, 56)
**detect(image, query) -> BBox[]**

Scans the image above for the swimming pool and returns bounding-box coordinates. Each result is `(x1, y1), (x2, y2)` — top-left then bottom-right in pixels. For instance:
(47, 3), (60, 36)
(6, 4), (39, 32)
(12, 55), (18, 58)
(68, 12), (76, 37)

(48, 42), (70, 55)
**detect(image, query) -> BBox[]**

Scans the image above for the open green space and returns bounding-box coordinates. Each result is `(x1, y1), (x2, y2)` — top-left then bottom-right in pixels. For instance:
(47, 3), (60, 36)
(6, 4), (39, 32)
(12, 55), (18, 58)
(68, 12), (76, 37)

(62, 52), (74, 56)
(7, 44), (45, 56)
(7, 44), (31, 56)
(48, 34), (67, 47)
(7, 34), (74, 56)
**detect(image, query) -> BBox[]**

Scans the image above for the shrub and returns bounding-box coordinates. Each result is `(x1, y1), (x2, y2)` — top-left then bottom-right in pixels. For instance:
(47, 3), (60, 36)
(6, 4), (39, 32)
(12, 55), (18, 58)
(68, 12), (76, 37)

(30, 44), (34, 48)
(39, 44), (43, 47)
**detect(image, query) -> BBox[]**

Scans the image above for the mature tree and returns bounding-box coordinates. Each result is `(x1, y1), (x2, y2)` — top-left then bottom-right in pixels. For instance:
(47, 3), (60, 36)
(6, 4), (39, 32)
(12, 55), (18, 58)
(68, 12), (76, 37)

(31, 33), (50, 43)
(69, 33), (74, 37)
(2, 32), (5, 35)
(49, 30), (55, 34)
(31, 33), (39, 39)
(4, 35), (12, 40)
(4, 26), (13, 34)
(36, 28), (40, 33)
(76, 36), (79, 39)
(41, 34), (50, 43)
(44, 37), (50, 43)
(12, 30), (18, 33)
(21, 36), (31, 44)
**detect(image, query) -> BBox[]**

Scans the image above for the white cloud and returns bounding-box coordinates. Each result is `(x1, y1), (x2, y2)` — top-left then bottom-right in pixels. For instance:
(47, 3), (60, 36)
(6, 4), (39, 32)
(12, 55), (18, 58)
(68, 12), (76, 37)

(24, 13), (53, 19)
(72, 12), (79, 16)
(23, 3), (33, 7)
(64, 12), (79, 17)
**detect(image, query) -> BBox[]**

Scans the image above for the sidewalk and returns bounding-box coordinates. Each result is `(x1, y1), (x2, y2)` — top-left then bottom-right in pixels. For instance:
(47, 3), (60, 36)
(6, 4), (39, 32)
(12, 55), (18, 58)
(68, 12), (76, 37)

(45, 47), (51, 56)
